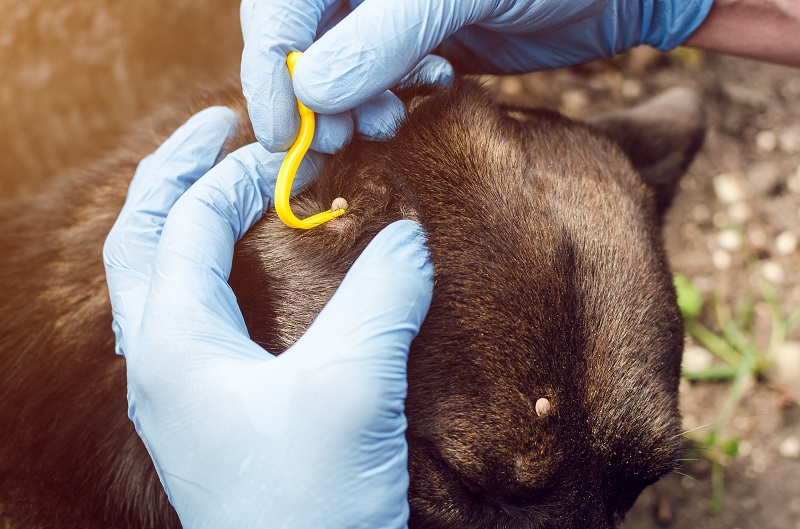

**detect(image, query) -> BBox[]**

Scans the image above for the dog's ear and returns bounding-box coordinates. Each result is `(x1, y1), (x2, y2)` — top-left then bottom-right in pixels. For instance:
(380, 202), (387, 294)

(587, 87), (706, 215)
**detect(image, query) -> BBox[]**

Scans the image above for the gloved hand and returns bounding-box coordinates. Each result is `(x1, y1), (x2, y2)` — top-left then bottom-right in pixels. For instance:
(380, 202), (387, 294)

(240, 0), (712, 149)
(240, 0), (455, 154)
(104, 106), (434, 529)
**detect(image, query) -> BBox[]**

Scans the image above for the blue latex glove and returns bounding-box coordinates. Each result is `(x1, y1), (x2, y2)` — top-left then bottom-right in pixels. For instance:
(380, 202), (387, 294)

(104, 106), (434, 529)
(240, 0), (712, 147)
(240, 0), (455, 153)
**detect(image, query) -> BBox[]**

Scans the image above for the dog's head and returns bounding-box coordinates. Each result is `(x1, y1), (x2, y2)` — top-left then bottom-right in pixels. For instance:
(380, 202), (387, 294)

(235, 81), (705, 528)
(393, 84), (703, 528)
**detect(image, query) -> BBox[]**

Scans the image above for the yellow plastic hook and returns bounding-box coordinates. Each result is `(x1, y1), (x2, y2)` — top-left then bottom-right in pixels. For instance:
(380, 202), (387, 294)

(274, 51), (347, 229)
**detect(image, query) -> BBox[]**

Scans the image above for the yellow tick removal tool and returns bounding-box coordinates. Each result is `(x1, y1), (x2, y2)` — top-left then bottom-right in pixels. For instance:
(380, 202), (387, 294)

(274, 51), (347, 229)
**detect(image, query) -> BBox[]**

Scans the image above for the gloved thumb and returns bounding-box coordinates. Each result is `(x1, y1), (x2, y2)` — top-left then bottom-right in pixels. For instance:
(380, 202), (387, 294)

(272, 220), (431, 529)
(285, 220), (433, 379)
(398, 54), (455, 88)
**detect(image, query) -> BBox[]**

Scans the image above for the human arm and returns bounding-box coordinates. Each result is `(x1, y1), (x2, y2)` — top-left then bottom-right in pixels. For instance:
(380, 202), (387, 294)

(684, 0), (800, 66)
(103, 107), (433, 528)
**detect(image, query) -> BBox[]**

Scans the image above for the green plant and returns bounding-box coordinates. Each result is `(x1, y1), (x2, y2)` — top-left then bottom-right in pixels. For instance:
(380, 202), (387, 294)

(673, 273), (800, 513)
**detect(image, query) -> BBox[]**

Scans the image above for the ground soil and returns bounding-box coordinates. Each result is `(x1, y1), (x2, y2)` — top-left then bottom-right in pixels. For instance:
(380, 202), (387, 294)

(1, 5), (798, 527)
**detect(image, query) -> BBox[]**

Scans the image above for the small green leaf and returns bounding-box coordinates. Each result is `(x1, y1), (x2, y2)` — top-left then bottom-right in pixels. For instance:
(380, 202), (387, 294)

(682, 365), (739, 381)
(675, 273), (703, 319)
(719, 438), (740, 457)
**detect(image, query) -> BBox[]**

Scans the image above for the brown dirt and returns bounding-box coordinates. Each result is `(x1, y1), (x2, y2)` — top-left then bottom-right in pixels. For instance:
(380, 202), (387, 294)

(1, 3), (798, 527)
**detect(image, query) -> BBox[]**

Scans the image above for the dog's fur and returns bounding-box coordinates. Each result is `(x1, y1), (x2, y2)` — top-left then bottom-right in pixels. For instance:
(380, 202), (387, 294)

(0, 79), (704, 528)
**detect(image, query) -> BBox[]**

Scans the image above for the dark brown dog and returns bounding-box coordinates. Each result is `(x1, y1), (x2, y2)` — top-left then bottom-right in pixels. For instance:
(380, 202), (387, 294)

(0, 79), (704, 528)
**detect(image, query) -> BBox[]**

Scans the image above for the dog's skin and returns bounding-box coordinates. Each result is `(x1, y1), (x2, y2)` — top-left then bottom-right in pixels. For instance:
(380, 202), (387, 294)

(0, 79), (704, 528)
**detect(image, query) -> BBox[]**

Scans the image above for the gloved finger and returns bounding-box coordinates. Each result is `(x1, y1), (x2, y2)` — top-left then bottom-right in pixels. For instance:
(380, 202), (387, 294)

(274, 220), (430, 521)
(293, 0), (494, 113)
(282, 220), (433, 395)
(137, 143), (325, 360)
(350, 56), (454, 142)
(310, 111), (354, 154)
(104, 107), (238, 355)
(352, 91), (405, 141)
(397, 54), (455, 88)
(240, 0), (342, 152)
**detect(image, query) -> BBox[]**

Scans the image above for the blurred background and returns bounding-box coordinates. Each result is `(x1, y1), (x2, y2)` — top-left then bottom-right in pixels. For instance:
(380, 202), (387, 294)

(1, 2), (799, 528)
(0, 0), (241, 198)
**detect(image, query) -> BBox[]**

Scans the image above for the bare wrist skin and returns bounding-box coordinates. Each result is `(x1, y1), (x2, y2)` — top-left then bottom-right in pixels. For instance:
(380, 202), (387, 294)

(684, 0), (800, 66)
